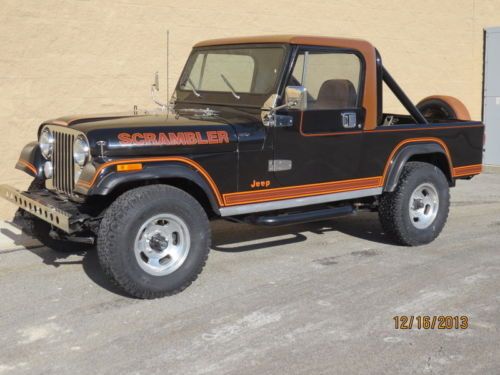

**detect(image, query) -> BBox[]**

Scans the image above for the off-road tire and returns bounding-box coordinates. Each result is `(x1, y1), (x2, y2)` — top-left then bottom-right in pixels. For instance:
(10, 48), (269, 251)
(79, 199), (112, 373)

(379, 162), (450, 246)
(14, 179), (90, 253)
(97, 185), (211, 299)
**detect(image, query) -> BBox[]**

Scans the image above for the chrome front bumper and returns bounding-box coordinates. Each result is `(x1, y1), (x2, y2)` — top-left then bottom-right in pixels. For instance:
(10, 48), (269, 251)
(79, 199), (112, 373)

(0, 184), (73, 233)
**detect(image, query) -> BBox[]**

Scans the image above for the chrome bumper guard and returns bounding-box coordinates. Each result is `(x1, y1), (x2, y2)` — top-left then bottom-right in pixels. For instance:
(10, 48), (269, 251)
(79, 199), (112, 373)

(0, 184), (73, 233)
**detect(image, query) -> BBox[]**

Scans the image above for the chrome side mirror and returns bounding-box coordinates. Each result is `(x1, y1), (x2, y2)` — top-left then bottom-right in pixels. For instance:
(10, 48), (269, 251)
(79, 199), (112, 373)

(284, 86), (307, 111)
(261, 86), (308, 127)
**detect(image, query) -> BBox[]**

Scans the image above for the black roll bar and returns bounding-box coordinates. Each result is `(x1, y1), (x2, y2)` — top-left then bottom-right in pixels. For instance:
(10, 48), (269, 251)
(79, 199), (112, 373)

(382, 66), (428, 124)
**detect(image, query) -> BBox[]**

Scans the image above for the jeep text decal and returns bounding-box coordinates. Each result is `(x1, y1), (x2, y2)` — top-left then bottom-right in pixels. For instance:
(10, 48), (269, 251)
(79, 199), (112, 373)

(117, 131), (229, 146)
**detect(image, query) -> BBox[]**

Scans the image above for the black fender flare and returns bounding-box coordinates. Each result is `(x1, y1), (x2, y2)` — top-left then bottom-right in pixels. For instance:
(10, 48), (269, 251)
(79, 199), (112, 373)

(383, 143), (452, 192)
(15, 141), (44, 178)
(88, 162), (222, 214)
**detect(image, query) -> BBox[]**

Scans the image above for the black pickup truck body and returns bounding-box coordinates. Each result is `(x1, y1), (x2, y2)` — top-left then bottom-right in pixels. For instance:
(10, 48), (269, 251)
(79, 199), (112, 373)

(1, 35), (484, 298)
(15, 107), (483, 217)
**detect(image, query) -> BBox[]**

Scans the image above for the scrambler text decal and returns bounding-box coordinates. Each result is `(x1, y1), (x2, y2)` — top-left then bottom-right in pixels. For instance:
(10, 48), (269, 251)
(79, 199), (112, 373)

(117, 131), (229, 146)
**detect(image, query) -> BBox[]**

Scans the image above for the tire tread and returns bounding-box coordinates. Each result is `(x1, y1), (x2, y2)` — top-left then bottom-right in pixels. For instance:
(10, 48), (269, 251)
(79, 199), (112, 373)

(379, 161), (450, 246)
(97, 184), (210, 299)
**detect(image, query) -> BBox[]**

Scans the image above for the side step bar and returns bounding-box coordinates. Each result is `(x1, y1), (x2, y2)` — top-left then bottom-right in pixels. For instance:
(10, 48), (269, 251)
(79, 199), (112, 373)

(243, 205), (355, 227)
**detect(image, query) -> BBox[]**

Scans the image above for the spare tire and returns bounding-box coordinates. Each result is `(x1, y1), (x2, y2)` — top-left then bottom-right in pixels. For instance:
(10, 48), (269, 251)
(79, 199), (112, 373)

(416, 95), (471, 121)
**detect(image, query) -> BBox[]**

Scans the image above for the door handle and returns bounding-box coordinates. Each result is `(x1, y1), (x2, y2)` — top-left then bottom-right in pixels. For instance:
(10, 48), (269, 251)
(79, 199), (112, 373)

(341, 112), (357, 129)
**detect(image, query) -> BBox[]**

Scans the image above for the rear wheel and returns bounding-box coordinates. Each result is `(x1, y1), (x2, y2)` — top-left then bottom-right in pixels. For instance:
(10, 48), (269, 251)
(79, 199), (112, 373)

(379, 162), (450, 246)
(97, 185), (211, 299)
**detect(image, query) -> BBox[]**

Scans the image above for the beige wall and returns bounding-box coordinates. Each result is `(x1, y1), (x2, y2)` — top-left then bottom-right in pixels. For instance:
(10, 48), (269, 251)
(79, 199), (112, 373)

(1, 0), (499, 219)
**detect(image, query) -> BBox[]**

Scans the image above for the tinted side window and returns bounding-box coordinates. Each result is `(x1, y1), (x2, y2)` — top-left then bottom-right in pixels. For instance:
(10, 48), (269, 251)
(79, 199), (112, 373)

(289, 51), (362, 109)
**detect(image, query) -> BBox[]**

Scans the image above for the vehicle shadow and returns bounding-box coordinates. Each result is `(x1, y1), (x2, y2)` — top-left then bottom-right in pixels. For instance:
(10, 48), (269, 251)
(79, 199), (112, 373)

(0, 211), (393, 297)
(0, 226), (129, 297)
(211, 211), (394, 252)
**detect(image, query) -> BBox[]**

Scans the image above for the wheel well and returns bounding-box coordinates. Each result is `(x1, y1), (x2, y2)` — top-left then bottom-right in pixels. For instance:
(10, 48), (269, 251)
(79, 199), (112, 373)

(407, 153), (453, 184)
(90, 178), (218, 219)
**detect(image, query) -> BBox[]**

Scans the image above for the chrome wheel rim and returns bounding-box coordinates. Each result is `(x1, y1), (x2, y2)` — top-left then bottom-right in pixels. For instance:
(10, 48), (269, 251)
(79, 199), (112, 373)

(134, 213), (190, 276)
(409, 183), (439, 229)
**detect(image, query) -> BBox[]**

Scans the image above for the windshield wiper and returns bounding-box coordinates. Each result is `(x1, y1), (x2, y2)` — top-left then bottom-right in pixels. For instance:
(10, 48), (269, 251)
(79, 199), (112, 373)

(220, 73), (240, 100)
(186, 78), (201, 97)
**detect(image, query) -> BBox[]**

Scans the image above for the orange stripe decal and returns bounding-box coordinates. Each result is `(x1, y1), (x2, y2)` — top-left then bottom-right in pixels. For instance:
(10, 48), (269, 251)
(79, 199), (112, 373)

(50, 120), (69, 126)
(298, 110), (483, 138)
(381, 137), (453, 184)
(223, 176), (382, 206)
(75, 138), (481, 209)
(299, 111), (364, 137)
(223, 137), (462, 206)
(17, 159), (37, 175)
(366, 124), (483, 134)
(76, 157), (224, 206)
(453, 164), (482, 177)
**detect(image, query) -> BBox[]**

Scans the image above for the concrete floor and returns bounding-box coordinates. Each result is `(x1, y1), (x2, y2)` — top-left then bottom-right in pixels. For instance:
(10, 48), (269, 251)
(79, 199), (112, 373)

(0, 172), (499, 374)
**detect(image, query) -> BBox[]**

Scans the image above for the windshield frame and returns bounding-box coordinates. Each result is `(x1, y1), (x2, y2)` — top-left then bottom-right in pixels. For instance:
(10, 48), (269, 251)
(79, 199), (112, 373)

(175, 43), (290, 109)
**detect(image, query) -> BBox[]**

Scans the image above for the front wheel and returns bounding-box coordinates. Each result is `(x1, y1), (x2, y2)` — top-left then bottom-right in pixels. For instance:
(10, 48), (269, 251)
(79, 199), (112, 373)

(379, 162), (450, 246)
(97, 185), (211, 299)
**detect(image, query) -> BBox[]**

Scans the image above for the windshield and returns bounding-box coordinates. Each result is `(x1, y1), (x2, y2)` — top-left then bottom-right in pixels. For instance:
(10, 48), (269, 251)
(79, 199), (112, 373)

(176, 46), (287, 107)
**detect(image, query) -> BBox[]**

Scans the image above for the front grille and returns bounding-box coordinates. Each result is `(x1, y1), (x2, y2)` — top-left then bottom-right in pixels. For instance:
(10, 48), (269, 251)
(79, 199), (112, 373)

(52, 130), (75, 195)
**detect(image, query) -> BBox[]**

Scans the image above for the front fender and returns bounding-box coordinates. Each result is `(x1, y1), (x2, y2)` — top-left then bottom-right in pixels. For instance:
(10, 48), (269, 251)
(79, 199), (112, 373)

(15, 141), (44, 178)
(78, 161), (222, 214)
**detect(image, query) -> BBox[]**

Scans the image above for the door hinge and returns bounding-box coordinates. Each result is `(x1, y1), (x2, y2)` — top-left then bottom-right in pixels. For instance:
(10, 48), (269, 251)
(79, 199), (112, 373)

(264, 114), (294, 127)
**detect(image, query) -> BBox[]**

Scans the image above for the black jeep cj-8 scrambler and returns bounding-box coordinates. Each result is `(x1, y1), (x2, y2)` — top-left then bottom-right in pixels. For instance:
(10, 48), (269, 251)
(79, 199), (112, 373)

(1, 35), (484, 298)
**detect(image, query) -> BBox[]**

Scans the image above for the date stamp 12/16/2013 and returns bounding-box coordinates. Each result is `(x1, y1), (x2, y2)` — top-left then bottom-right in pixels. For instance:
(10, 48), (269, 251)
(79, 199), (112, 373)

(393, 316), (469, 330)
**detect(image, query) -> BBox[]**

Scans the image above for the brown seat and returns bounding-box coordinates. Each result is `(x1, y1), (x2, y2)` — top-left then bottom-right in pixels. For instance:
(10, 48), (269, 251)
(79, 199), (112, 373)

(313, 79), (357, 109)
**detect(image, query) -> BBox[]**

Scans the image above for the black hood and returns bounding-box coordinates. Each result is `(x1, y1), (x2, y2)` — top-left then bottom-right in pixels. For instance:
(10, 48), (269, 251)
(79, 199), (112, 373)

(42, 109), (245, 157)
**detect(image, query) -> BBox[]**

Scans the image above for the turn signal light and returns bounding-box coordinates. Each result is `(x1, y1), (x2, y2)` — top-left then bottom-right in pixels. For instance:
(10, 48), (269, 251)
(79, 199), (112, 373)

(117, 163), (143, 172)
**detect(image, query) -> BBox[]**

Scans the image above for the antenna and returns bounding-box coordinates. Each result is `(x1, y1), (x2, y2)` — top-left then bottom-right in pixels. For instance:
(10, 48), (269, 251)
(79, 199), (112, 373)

(166, 30), (170, 107)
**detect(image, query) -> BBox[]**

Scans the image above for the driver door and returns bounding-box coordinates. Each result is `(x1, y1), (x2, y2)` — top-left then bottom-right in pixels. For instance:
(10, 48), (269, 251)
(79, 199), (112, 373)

(273, 47), (365, 188)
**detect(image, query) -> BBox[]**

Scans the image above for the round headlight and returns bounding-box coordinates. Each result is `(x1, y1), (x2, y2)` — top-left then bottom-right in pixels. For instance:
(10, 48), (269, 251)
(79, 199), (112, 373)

(73, 136), (90, 166)
(39, 128), (54, 159)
